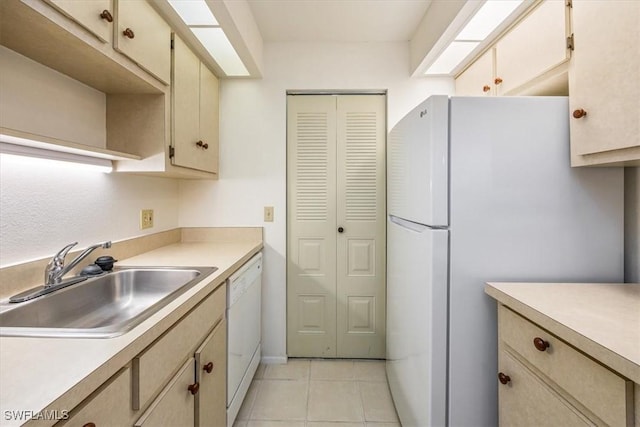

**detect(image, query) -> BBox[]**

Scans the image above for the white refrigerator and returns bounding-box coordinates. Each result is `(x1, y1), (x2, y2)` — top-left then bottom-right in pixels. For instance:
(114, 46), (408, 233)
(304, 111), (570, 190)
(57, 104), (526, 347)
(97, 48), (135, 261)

(386, 96), (623, 427)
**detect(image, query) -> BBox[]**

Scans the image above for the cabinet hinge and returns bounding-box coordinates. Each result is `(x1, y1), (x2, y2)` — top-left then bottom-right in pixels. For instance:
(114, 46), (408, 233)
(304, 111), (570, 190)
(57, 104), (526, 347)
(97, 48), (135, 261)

(169, 146), (175, 158)
(566, 0), (572, 8)
(170, 39), (174, 50)
(566, 33), (575, 51)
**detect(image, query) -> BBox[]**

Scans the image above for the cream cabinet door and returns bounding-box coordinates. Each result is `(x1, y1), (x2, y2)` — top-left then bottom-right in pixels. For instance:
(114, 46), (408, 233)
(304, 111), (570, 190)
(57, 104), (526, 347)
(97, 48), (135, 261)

(498, 350), (593, 427)
(172, 36), (220, 174)
(455, 49), (494, 96)
(172, 35), (201, 170)
(197, 62), (220, 174)
(58, 367), (133, 427)
(495, 0), (569, 95)
(134, 358), (196, 427)
(569, 0), (640, 158)
(195, 320), (227, 427)
(114, 0), (171, 84)
(46, 0), (113, 43)
(287, 94), (386, 359)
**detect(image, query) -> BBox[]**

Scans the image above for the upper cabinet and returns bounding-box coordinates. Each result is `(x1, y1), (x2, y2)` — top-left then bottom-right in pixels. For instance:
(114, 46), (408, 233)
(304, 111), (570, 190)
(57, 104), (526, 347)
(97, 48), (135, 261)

(172, 36), (220, 174)
(456, 0), (571, 97)
(494, 0), (569, 96)
(568, 0), (640, 166)
(45, 0), (113, 43)
(114, 0), (171, 85)
(0, 0), (221, 178)
(455, 49), (495, 96)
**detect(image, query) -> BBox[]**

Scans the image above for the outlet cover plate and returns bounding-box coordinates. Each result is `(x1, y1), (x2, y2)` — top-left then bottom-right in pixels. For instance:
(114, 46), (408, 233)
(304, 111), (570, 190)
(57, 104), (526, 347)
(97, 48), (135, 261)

(264, 206), (274, 222)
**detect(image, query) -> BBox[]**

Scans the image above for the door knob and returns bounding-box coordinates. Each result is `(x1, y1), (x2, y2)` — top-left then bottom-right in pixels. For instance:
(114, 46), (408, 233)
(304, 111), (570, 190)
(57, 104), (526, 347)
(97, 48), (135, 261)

(338, 227), (344, 233)
(572, 109), (587, 119)
(498, 372), (511, 385)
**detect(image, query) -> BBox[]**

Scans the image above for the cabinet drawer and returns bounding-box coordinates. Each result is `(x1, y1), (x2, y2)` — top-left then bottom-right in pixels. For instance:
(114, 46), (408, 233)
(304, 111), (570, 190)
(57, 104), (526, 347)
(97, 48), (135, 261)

(498, 349), (593, 426)
(133, 285), (226, 409)
(57, 367), (133, 427)
(499, 305), (633, 426)
(134, 358), (196, 427)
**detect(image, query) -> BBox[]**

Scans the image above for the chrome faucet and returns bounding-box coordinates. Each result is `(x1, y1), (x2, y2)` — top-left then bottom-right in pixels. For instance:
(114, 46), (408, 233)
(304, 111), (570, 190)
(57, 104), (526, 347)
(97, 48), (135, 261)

(44, 241), (112, 287)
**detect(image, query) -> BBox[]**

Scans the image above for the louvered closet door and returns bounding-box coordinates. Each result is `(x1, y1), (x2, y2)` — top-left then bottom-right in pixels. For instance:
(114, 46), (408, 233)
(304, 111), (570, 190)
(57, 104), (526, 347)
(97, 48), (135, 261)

(287, 95), (338, 357)
(336, 95), (386, 358)
(287, 94), (386, 358)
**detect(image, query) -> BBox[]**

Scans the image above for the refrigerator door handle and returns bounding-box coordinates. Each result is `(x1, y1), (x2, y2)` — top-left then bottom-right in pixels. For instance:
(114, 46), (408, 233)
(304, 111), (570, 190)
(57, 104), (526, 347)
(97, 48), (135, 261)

(389, 215), (431, 233)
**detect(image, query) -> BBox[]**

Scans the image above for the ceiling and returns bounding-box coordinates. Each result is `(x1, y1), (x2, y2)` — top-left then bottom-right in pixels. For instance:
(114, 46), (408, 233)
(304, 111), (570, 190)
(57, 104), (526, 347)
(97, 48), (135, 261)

(246, 0), (433, 43)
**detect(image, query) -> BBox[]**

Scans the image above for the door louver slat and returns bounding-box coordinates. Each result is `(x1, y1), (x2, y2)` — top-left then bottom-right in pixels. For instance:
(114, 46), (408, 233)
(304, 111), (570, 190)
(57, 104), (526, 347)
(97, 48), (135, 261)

(345, 112), (378, 222)
(295, 112), (329, 221)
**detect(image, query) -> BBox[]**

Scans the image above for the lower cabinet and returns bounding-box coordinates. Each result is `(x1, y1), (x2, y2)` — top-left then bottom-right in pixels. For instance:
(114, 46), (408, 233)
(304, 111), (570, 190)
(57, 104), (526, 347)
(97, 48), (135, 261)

(57, 367), (135, 427)
(134, 359), (197, 427)
(498, 350), (592, 426)
(195, 320), (227, 427)
(58, 283), (227, 427)
(496, 305), (634, 426)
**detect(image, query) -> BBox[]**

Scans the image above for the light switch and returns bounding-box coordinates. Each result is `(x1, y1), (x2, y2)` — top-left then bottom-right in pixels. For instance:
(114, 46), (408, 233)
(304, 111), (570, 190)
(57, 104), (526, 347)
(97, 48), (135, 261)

(140, 209), (154, 229)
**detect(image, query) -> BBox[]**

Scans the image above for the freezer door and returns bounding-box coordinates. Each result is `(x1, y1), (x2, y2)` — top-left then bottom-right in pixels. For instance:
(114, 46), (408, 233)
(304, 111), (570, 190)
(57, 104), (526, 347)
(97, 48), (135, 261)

(386, 216), (448, 427)
(387, 95), (449, 227)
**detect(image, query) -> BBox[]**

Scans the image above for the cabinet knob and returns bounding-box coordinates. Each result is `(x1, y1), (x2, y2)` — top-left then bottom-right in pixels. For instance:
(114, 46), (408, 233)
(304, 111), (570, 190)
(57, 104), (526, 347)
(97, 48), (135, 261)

(494, 77), (503, 85)
(338, 227), (344, 233)
(99, 10), (113, 22)
(572, 109), (587, 119)
(498, 372), (511, 385)
(196, 140), (209, 149)
(533, 337), (550, 352)
(203, 362), (214, 373)
(482, 85), (491, 93)
(188, 382), (200, 395)
(83, 423), (96, 427)
(123, 28), (135, 39)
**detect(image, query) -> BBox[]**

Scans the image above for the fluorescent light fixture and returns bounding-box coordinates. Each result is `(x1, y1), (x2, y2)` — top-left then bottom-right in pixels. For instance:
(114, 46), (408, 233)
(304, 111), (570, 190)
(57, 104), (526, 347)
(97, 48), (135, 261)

(425, 41), (480, 75)
(456, 1), (523, 40)
(424, 0), (524, 75)
(192, 28), (250, 76)
(0, 142), (113, 173)
(168, 0), (218, 26)
(168, 0), (250, 77)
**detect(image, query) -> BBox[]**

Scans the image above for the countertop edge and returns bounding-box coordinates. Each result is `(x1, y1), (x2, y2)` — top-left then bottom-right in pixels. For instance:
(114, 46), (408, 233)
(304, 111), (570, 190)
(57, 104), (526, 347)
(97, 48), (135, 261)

(484, 283), (640, 384)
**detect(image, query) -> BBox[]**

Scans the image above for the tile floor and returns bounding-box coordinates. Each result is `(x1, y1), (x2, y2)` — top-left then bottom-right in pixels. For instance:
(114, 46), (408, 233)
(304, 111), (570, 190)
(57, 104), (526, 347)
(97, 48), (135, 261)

(233, 359), (400, 427)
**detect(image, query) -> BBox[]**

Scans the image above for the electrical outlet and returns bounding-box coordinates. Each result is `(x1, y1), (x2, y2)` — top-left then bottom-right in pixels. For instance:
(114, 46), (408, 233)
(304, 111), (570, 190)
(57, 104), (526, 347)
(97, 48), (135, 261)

(140, 209), (154, 229)
(264, 206), (274, 222)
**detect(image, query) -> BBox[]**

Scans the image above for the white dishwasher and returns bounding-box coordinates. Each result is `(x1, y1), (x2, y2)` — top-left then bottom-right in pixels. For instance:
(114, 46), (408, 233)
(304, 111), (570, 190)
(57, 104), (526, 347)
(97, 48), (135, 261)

(227, 252), (262, 427)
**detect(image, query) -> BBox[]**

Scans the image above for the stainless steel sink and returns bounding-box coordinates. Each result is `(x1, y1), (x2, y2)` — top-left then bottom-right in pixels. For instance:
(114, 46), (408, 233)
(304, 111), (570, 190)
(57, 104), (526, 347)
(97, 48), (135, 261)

(0, 267), (217, 338)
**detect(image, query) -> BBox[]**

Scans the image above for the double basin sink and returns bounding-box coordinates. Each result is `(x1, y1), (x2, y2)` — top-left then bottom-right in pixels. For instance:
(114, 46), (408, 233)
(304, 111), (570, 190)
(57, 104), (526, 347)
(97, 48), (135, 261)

(0, 266), (217, 338)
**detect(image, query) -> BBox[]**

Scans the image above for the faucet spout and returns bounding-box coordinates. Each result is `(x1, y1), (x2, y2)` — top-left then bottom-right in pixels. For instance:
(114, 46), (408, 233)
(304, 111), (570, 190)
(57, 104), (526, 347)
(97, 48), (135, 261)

(44, 241), (112, 287)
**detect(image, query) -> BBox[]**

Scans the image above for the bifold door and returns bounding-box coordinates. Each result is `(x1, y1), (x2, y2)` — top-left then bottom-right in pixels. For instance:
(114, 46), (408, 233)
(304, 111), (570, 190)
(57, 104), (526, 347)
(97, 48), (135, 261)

(287, 94), (386, 358)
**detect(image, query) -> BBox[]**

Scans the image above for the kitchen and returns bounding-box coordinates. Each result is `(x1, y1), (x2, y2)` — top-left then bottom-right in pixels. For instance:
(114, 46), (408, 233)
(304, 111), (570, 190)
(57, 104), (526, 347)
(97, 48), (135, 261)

(0, 0), (638, 426)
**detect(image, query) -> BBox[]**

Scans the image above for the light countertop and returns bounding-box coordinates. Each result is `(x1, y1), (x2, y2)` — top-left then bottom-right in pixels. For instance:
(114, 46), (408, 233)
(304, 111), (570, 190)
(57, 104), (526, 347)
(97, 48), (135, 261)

(0, 235), (262, 427)
(485, 282), (640, 384)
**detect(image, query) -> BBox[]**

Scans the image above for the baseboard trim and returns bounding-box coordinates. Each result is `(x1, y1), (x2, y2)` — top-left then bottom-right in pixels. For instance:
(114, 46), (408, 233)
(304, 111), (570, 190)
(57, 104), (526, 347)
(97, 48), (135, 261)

(261, 356), (288, 364)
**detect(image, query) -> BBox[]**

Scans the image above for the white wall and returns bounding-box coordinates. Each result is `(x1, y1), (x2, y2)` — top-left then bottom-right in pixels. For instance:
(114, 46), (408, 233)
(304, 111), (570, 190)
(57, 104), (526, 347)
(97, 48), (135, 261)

(625, 167), (640, 282)
(179, 41), (454, 360)
(0, 155), (180, 266)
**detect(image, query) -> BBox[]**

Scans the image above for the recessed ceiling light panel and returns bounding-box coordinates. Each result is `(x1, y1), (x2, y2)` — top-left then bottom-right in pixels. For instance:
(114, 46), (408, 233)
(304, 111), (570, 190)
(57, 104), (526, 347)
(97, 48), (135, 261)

(168, 0), (218, 26)
(192, 28), (250, 76)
